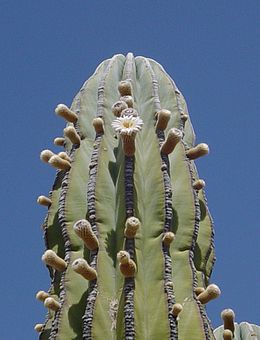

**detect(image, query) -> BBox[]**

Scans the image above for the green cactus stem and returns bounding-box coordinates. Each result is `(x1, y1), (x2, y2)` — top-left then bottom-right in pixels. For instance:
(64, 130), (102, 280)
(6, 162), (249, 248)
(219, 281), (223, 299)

(36, 53), (258, 339)
(214, 322), (260, 340)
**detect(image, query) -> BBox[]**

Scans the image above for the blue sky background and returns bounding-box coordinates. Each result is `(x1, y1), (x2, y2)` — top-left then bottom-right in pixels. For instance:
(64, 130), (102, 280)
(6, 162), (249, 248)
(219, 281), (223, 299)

(1, 1), (259, 339)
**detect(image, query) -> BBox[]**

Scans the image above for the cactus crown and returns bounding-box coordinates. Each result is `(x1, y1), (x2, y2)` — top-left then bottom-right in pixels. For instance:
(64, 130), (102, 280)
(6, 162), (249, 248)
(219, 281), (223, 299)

(36, 53), (259, 339)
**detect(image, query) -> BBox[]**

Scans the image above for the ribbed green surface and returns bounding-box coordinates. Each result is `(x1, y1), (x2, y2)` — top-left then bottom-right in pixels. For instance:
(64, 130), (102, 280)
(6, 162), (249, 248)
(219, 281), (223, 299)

(89, 56), (124, 339)
(57, 140), (93, 340)
(38, 53), (224, 340)
(134, 56), (170, 339)
(40, 173), (64, 340)
(169, 142), (210, 339)
(214, 322), (260, 339)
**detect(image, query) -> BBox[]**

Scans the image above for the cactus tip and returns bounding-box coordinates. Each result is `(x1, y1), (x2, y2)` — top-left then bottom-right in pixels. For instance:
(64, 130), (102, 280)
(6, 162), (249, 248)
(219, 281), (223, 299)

(48, 155), (71, 171)
(117, 251), (136, 278)
(55, 104), (78, 123)
(155, 109), (171, 131)
(40, 149), (54, 163)
(193, 179), (206, 190)
(171, 303), (183, 317)
(37, 195), (51, 207)
(36, 290), (49, 302)
(187, 143), (209, 160)
(161, 128), (183, 155)
(120, 95), (134, 108)
(121, 108), (138, 117)
(221, 309), (235, 334)
(73, 219), (99, 250)
(197, 283), (221, 304)
(112, 100), (128, 117)
(93, 117), (104, 134)
(124, 216), (140, 238)
(42, 249), (67, 272)
(162, 232), (175, 246)
(44, 297), (61, 311)
(64, 126), (81, 145)
(34, 324), (44, 333)
(223, 329), (233, 340)
(72, 258), (97, 280)
(53, 137), (65, 147)
(117, 250), (130, 265)
(118, 80), (132, 96)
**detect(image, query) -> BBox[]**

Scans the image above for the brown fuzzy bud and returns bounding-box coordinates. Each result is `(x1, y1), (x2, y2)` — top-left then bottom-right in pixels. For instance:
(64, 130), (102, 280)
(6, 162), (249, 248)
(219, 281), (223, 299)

(93, 117), (104, 134)
(181, 113), (188, 122)
(223, 329), (233, 340)
(53, 137), (65, 147)
(48, 155), (71, 171)
(72, 258), (97, 280)
(221, 309), (235, 334)
(36, 290), (49, 302)
(64, 126), (81, 145)
(124, 217), (140, 238)
(44, 297), (61, 311)
(121, 107), (138, 117)
(197, 284), (221, 304)
(42, 249), (67, 272)
(37, 195), (52, 207)
(40, 149), (54, 163)
(186, 143), (209, 160)
(117, 251), (136, 277)
(172, 303), (183, 317)
(58, 152), (71, 162)
(55, 104), (78, 123)
(120, 95), (134, 108)
(73, 219), (99, 250)
(193, 179), (206, 190)
(162, 232), (175, 246)
(155, 109), (171, 130)
(112, 100), (128, 117)
(34, 324), (44, 333)
(118, 80), (132, 96)
(194, 287), (206, 296)
(161, 128), (183, 155)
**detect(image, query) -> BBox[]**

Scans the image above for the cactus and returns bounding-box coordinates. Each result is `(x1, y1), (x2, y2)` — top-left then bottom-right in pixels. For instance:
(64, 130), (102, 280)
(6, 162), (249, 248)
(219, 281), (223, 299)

(214, 322), (260, 340)
(36, 53), (259, 339)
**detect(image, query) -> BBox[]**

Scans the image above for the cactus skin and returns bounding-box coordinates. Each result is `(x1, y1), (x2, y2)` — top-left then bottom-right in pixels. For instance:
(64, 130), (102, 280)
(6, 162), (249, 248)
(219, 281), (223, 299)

(37, 53), (253, 339)
(214, 322), (260, 340)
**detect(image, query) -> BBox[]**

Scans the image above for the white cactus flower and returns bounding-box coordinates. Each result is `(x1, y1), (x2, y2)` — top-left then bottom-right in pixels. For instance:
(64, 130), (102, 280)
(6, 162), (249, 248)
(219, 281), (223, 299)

(111, 115), (143, 138)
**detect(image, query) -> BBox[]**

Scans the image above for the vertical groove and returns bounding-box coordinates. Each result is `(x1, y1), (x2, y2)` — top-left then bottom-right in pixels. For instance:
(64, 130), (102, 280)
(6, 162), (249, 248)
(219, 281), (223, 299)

(144, 58), (178, 340)
(122, 52), (136, 340)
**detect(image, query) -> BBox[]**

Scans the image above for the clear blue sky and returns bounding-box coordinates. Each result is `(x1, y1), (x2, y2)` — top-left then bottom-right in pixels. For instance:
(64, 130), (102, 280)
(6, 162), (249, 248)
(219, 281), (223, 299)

(1, 1), (259, 339)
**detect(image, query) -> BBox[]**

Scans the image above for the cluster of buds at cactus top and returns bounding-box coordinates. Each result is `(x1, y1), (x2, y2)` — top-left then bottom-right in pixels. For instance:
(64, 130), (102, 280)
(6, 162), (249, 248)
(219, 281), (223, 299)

(35, 53), (259, 340)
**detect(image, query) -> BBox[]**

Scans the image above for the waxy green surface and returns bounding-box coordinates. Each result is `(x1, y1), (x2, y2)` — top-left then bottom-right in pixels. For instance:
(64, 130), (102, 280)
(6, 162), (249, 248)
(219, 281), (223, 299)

(39, 54), (218, 339)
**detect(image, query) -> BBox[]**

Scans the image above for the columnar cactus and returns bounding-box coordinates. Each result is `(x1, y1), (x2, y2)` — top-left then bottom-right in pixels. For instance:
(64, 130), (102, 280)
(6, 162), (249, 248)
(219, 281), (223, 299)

(36, 53), (258, 339)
